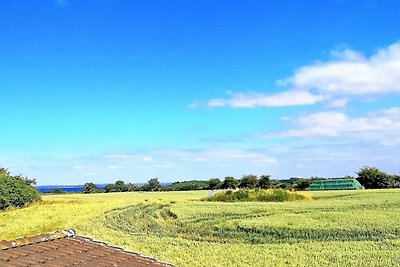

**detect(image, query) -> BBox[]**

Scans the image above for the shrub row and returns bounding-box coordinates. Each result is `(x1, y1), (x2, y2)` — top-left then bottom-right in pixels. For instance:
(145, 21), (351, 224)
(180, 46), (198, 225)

(206, 189), (311, 202)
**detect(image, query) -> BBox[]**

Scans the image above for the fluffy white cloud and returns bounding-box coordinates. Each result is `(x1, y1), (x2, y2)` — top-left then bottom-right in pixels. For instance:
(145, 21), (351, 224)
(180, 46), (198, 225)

(192, 90), (325, 108)
(282, 107), (400, 146)
(281, 42), (400, 95)
(192, 41), (400, 109)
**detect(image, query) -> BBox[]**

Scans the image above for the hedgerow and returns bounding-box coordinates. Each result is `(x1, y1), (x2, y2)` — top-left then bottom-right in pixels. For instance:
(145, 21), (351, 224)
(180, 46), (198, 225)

(206, 189), (311, 202)
(0, 167), (41, 210)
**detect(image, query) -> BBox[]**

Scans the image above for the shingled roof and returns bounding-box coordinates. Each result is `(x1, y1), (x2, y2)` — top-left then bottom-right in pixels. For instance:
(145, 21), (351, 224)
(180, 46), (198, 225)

(0, 230), (173, 266)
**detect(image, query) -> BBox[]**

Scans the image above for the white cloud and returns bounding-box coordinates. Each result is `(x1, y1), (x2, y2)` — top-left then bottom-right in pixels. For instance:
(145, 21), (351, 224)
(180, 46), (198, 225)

(193, 90), (325, 108)
(192, 41), (400, 109)
(114, 148), (278, 165)
(282, 107), (400, 146)
(282, 42), (400, 95)
(326, 98), (349, 108)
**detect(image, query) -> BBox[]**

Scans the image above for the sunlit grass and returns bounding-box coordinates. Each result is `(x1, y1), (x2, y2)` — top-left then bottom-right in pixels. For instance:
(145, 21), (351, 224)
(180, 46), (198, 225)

(1, 189), (399, 266)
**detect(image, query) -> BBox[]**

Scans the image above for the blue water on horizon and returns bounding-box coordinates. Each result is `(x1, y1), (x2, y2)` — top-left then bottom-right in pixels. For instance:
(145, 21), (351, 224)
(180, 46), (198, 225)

(35, 184), (108, 193)
(35, 182), (170, 193)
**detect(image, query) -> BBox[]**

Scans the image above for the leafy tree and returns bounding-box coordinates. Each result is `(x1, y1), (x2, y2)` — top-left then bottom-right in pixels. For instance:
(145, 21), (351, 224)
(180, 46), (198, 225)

(143, 178), (161, 191)
(239, 174), (258, 189)
(294, 179), (312, 190)
(163, 180), (208, 191)
(104, 183), (116, 193)
(82, 182), (98, 193)
(126, 183), (138, 191)
(53, 188), (65, 194)
(269, 179), (282, 189)
(278, 182), (290, 189)
(0, 167), (41, 210)
(258, 175), (271, 189)
(220, 176), (239, 189)
(115, 180), (128, 192)
(104, 180), (132, 193)
(207, 178), (221, 190)
(356, 166), (391, 189)
(390, 175), (400, 188)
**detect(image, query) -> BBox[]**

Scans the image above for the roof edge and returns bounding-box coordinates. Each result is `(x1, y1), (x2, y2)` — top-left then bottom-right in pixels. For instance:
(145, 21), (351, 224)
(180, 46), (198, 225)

(1, 230), (174, 266)
(75, 233), (175, 266)
(0, 229), (75, 250)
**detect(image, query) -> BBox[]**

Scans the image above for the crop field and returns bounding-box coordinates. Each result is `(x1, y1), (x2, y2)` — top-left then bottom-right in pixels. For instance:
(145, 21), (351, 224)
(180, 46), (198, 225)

(0, 189), (399, 266)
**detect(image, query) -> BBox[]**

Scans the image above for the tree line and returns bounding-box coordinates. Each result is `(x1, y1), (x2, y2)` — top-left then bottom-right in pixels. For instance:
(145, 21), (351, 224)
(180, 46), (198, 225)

(80, 166), (400, 194)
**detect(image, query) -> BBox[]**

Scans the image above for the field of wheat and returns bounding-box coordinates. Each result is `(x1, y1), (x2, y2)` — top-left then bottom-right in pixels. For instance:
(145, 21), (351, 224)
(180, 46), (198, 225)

(1, 189), (399, 266)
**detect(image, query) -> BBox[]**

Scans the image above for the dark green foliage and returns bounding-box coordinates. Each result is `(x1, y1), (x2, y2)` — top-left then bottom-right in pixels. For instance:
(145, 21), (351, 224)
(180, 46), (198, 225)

(270, 179), (282, 189)
(105, 181), (137, 192)
(53, 188), (65, 194)
(239, 174), (258, 189)
(294, 179), (312, 190)
(142, 178), (161, 191)
(390, 175), (400, 188)
(82, 182), (98, 193)
(44, 188), (65, 194)
(258, 175), (271, 189)
(277, 182), (291, 189)
(207, 178), (221, 190)
(220, 176), (239, 189)
(356, 166), (391, 189)
(0, 167), (41, 210)
(207, 189), (310, 202)
(162, 180), (208, 191)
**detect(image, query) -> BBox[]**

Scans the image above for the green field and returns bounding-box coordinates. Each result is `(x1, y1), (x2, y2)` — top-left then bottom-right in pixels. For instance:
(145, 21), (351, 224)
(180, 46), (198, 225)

(1, 189), (399, 266)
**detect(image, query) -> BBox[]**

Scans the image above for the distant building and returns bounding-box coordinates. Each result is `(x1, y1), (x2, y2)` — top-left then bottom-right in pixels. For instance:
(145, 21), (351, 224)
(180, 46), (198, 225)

(306, 178), (364, 191)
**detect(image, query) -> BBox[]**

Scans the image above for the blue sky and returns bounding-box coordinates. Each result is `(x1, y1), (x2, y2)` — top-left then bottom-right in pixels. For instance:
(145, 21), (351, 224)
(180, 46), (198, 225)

(1, 0), (400, 185)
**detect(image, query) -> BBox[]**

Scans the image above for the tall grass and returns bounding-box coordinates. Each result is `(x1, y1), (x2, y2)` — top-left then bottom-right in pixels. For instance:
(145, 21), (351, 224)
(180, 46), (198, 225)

(206, 189), (312, 202)
(0, 189), (399, 266)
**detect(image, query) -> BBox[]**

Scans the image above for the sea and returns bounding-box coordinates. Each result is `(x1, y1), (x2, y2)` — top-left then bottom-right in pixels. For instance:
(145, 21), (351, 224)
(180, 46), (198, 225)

(35, 184), (107, 193)
(34, 182), (169, 194)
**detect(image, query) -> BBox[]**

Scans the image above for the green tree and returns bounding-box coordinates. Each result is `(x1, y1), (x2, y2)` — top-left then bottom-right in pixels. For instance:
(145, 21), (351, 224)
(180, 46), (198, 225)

(239, 174), (258, 189)
(220, 176), (239, 189)
(143, 178), (161, 191)
(53, 188), (65, 194)
(104, 183), (116, 193)
(207, 178), (221, 189)
(0, 167), (41, 210)
(115, 180), (128, 192)
(258, 175), (271, 189)
(82, 182), (98, 193)
(126, 183), (138, 191)
(294, 179), (312, 190)
(356, 166), (390, 189)
(390, 175), (400, 188)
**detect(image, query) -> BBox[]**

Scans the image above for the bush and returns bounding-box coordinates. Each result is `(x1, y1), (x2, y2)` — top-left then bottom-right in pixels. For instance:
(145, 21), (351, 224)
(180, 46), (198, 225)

(82, 182), (98, 193)
(356, 166), (391, 189)
(0, 167), (41, 210)
(206, 189), (311, 203)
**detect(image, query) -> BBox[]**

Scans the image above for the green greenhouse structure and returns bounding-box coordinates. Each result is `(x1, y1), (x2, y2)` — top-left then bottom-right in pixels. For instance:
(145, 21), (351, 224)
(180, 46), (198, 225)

(306, 178), (364, 191)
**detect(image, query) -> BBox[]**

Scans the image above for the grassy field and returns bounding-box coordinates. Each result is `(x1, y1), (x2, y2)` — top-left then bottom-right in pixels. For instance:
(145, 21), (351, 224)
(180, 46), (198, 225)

(1, 189), (399, 266)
